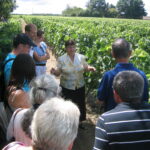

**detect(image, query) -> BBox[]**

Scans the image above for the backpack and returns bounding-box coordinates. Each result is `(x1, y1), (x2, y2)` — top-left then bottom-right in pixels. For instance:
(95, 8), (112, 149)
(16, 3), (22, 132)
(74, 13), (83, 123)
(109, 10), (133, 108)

(0, 58), (15, 147)
(0, 58), (15, 103)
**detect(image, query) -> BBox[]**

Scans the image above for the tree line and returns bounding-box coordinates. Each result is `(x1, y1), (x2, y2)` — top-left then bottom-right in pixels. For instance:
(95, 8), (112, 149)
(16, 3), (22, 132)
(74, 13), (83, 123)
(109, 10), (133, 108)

(0, 0), (147, 21)
(62, 0), (147, 19)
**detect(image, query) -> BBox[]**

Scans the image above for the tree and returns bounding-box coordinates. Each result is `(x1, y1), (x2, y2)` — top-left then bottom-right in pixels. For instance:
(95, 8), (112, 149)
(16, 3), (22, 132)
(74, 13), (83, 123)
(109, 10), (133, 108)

(105, 3), (118, 18)
(62, 5), (85, 17)
(117, 0), (147, 19)
(106, 8), (118, 18)
(86, 0), (107, 17)
(0, 0), (17, 21)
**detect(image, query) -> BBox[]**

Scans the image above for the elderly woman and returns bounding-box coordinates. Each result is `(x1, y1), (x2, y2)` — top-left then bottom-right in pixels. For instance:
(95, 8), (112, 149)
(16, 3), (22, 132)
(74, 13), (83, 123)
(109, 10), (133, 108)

(51, 40), (95, 127)
(6, 74), (60, 146)
(3, 97), (80, 150)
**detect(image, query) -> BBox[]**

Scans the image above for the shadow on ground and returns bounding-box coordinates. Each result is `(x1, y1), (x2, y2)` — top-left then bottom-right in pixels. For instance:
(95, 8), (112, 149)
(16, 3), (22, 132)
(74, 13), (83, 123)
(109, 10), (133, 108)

(72, 121), (95, 150)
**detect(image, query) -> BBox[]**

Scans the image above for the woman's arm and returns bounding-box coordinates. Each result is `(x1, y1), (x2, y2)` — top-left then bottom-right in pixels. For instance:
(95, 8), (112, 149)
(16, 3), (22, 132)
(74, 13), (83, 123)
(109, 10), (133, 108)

(33, 51), (49, 62)
(84, 64), (96, 72)
(82, 55), (96, 72)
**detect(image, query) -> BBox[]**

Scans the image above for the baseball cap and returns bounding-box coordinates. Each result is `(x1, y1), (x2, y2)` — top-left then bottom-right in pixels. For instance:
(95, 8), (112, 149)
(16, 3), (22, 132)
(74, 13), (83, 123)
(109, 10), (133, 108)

(13, 33), (36, 48)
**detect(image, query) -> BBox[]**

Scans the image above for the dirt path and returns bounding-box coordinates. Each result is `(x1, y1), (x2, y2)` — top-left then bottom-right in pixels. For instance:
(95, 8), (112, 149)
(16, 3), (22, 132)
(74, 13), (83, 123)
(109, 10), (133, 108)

(46, 50), (57, 74)
(21, 19), (100, 150)
(20, 19), (26, 33)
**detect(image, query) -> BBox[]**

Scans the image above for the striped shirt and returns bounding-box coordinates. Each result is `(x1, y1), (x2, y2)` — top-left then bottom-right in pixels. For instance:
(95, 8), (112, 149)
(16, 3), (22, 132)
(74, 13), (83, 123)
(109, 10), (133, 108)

(93, 102), (150, 150)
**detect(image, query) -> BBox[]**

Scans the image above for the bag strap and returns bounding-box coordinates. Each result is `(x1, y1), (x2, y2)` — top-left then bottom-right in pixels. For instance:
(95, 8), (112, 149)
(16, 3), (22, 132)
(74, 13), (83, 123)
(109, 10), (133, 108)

(0, 58), (15, 105)
(12, 108), (23, 136)
(3, 58), (15, 67)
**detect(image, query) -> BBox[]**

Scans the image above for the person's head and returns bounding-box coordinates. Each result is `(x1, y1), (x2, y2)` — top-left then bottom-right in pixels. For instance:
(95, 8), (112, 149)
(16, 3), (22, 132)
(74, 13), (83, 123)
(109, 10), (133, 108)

(65, 40), (76, 56)
(113, 71), (144, 103)
(25, 24), (37, 40)
(10, 54), (36, 87)
(31, 97), (80, 150)
(13, 33), (35, 54)
(22, 74), (61, 139)
(29, 74), (61, 106)
(36, 29), (44, 42)
(112, 38), (132, 60)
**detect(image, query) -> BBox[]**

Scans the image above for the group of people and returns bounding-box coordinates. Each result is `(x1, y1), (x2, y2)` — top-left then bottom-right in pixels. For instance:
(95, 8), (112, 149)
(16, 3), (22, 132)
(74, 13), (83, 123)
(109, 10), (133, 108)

(0, 22), (150, 150)
(94, 38), (150, 150)
(1, 23), (80, 150)
(1, 23), (96, 149)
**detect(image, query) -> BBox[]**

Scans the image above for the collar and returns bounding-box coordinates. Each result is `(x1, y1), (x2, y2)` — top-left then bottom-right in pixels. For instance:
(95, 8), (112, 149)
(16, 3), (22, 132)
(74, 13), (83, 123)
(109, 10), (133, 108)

(116, 102), (143, 109)
(115, 62), (134, 68)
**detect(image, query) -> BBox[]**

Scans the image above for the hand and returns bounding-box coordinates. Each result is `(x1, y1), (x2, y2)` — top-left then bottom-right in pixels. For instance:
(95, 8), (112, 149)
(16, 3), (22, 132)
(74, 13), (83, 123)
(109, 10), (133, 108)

(89, 66), (96, 72)
(45, 54), (50, 60)
(50, 68), (56, 74)
(86, 66), (96, 72)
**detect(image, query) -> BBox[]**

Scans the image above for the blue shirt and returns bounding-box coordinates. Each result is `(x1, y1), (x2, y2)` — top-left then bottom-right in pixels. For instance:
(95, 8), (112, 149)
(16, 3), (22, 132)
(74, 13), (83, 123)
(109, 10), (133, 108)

(22, 81), (30, 92)
(33, 42), (47, 65)
(4, 53), (16, 85)
(97, 63), (149, 111)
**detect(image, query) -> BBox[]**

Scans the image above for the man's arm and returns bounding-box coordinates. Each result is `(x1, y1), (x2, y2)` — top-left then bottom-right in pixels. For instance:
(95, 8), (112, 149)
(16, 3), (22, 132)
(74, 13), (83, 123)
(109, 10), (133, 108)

(142, 74), (149, 102)
(93, 116), (109, 150)
(97, 73), (109, 107)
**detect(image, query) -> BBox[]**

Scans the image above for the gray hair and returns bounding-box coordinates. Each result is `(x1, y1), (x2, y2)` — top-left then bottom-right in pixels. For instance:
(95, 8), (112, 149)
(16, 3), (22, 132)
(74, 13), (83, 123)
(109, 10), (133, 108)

(22, 74), (61, 137)
(112, 38), (132, 59)
(31, 97), (80, 150)
(29, 74), (61, 106)
(113, 71), (144, 103)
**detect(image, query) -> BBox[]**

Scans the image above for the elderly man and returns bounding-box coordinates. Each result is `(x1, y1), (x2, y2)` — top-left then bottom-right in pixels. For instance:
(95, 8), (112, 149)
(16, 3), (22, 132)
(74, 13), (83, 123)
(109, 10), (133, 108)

(97, 38), (149, 111)
(25, 24), (37, 57)
(93, 71), (150, 150)
(3, 97), (80, 150)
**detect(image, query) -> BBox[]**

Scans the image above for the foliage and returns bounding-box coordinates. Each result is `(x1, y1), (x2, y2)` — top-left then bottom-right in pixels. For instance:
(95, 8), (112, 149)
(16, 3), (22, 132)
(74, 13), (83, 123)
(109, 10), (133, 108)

(0, 18), (21, 61)
(117, 0), (147, 19)
(62, 6), (86, 17)
(0, 0), (17, 21)
(61, 2), (119, 18)
(105, 8), (118, 18)
(86, 0), (107, 17)
(18, 16), (150, 96)
(61, 0), (147, 19)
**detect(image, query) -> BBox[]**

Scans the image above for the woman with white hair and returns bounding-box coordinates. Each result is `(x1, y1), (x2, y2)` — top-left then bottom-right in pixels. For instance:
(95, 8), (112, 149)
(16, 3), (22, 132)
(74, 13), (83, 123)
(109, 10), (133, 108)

(6, 74), (60, 146)
(3, 97), (80, 150)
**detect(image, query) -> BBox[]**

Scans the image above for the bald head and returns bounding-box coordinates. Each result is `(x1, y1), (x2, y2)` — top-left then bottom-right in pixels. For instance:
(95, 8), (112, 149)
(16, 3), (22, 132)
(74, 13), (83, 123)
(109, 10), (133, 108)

(112, 38), (131, 59)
